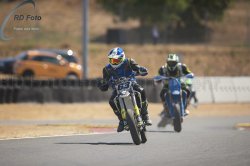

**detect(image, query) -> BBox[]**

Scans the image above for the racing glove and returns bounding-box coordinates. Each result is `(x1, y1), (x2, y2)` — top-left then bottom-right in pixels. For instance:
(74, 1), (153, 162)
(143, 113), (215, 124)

(139, 67), (148, 76)
(97, 79), (109, 91)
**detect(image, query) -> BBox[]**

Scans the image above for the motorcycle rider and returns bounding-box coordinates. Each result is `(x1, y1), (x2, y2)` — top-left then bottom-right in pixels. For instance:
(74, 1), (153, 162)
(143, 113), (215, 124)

(97, 47), (152, 132)
(157, 53), (194, 118)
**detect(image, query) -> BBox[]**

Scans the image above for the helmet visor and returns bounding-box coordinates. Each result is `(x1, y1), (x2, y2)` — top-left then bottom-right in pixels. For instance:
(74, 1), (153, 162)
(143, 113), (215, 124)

(109, 58), (122, 65)
(167, 61), (177, 68)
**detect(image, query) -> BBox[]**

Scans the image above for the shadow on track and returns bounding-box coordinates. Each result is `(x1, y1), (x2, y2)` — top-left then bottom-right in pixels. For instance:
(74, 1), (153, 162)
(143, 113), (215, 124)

(147, 130), (175, 133)
(56, 142), (133, 146)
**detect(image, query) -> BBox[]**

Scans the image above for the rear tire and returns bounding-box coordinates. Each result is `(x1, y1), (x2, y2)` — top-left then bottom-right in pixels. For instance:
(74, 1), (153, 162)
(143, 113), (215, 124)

(66, 73), (78, 80)
(22, 70), (34, 78)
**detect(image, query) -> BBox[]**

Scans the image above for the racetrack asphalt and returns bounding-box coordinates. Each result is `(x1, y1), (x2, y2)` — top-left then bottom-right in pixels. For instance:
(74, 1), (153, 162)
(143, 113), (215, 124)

(0, 116), (249, 166)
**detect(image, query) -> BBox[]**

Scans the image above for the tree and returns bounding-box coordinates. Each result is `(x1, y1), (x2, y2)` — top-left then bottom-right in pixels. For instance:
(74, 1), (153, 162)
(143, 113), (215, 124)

(97, 0), (232, 28)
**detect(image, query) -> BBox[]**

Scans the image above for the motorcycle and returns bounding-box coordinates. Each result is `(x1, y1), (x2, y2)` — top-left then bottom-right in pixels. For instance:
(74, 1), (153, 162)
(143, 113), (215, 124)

(154, 74), (193, 132)
(112, 73), (147, 145)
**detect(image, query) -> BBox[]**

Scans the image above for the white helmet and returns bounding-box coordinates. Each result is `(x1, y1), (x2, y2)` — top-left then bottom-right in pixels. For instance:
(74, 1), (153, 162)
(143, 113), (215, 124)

(108, 47), (126, 68)
(166, 53), (179, 71)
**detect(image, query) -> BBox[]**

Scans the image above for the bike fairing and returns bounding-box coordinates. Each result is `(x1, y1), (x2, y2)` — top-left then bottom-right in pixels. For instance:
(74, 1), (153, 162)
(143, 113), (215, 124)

(164, 77), (187, 118)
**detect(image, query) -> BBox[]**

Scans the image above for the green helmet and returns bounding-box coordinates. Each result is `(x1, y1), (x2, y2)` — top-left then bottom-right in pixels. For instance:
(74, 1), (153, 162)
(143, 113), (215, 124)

(166, 53), (179, 71)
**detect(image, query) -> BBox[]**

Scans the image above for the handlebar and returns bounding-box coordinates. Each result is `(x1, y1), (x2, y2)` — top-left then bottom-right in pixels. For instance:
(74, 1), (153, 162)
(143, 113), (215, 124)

(110, 72), (137, 85)
(154, 74), (194, 82)
(153, 75), (175, 82)
(185, 73), (194, 79)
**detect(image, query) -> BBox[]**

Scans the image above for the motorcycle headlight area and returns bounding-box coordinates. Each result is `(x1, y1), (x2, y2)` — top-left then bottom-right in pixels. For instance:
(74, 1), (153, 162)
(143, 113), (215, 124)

(172, 90), (180, 95)
(119, 90), (130, 96)
(117, 81), (132, 97)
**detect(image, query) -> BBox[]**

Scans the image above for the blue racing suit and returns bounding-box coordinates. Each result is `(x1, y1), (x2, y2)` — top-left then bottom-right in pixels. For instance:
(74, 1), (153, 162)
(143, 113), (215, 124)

(98, 58), (149, 121)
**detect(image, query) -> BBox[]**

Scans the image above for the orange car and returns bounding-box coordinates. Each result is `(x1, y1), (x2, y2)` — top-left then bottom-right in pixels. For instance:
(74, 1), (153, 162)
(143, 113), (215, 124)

(13, 50), (82, 79)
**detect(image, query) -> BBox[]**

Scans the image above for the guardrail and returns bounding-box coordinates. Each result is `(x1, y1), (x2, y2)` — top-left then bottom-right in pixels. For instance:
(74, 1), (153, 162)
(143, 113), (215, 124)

(0, 77), (249, 104)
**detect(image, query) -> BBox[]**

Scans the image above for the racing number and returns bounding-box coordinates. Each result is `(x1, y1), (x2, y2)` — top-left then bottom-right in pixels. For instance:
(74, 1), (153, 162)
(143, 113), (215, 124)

(118, 82), (130, 90)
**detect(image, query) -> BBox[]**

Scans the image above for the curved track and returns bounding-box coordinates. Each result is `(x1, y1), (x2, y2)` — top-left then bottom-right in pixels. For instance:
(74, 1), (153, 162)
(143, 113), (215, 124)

(0, 116), (250, 166)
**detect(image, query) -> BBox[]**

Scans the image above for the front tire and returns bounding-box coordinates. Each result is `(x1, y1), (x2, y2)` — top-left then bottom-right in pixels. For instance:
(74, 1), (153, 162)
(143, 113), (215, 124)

(126, 109), (141, 145)
(173, 105), (182, 132)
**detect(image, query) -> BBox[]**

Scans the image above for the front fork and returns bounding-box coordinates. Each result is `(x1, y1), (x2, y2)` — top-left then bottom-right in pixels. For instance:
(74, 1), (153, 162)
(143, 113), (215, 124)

(118, 94), (141, 124)
(165, 91), (187, 118)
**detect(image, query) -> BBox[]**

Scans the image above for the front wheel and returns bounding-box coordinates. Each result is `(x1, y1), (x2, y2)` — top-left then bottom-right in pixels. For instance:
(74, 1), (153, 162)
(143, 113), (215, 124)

(126, 109), (141, 145)
(173, 105), (182, 132)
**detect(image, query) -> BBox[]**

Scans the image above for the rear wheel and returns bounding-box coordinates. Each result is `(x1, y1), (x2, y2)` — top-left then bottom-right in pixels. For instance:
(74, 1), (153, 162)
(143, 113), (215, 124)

(22, 70), (34, 78)
(66, 73), (78, 80)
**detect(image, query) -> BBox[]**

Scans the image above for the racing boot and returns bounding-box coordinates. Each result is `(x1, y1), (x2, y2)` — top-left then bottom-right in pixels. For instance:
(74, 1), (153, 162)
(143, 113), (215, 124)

(123, 120), (129, 131)
(142, 114), (152, 126)
(113, 110), (124, 132)
(141, 101), (152, 126)
(136, 115), (143, 127)
(184, 109), (190, 116)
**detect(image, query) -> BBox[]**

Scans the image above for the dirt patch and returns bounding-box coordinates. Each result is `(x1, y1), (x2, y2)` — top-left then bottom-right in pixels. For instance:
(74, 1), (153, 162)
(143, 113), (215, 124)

(0, 103), (114, 120)
(1, 103), (250, 120)
(0, 103), (250, 139)
(0, 124), (116, 140)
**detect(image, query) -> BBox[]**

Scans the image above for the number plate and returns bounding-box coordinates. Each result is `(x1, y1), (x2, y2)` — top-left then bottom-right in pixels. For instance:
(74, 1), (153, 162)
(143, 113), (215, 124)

(118, 82), (131, 91)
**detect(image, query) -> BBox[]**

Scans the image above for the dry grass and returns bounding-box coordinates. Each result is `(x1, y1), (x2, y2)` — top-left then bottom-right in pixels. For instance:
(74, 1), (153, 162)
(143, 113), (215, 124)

(0, 102), (114, 120)
(0, 124), (116, 139)
(88, 44), (250, 77)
